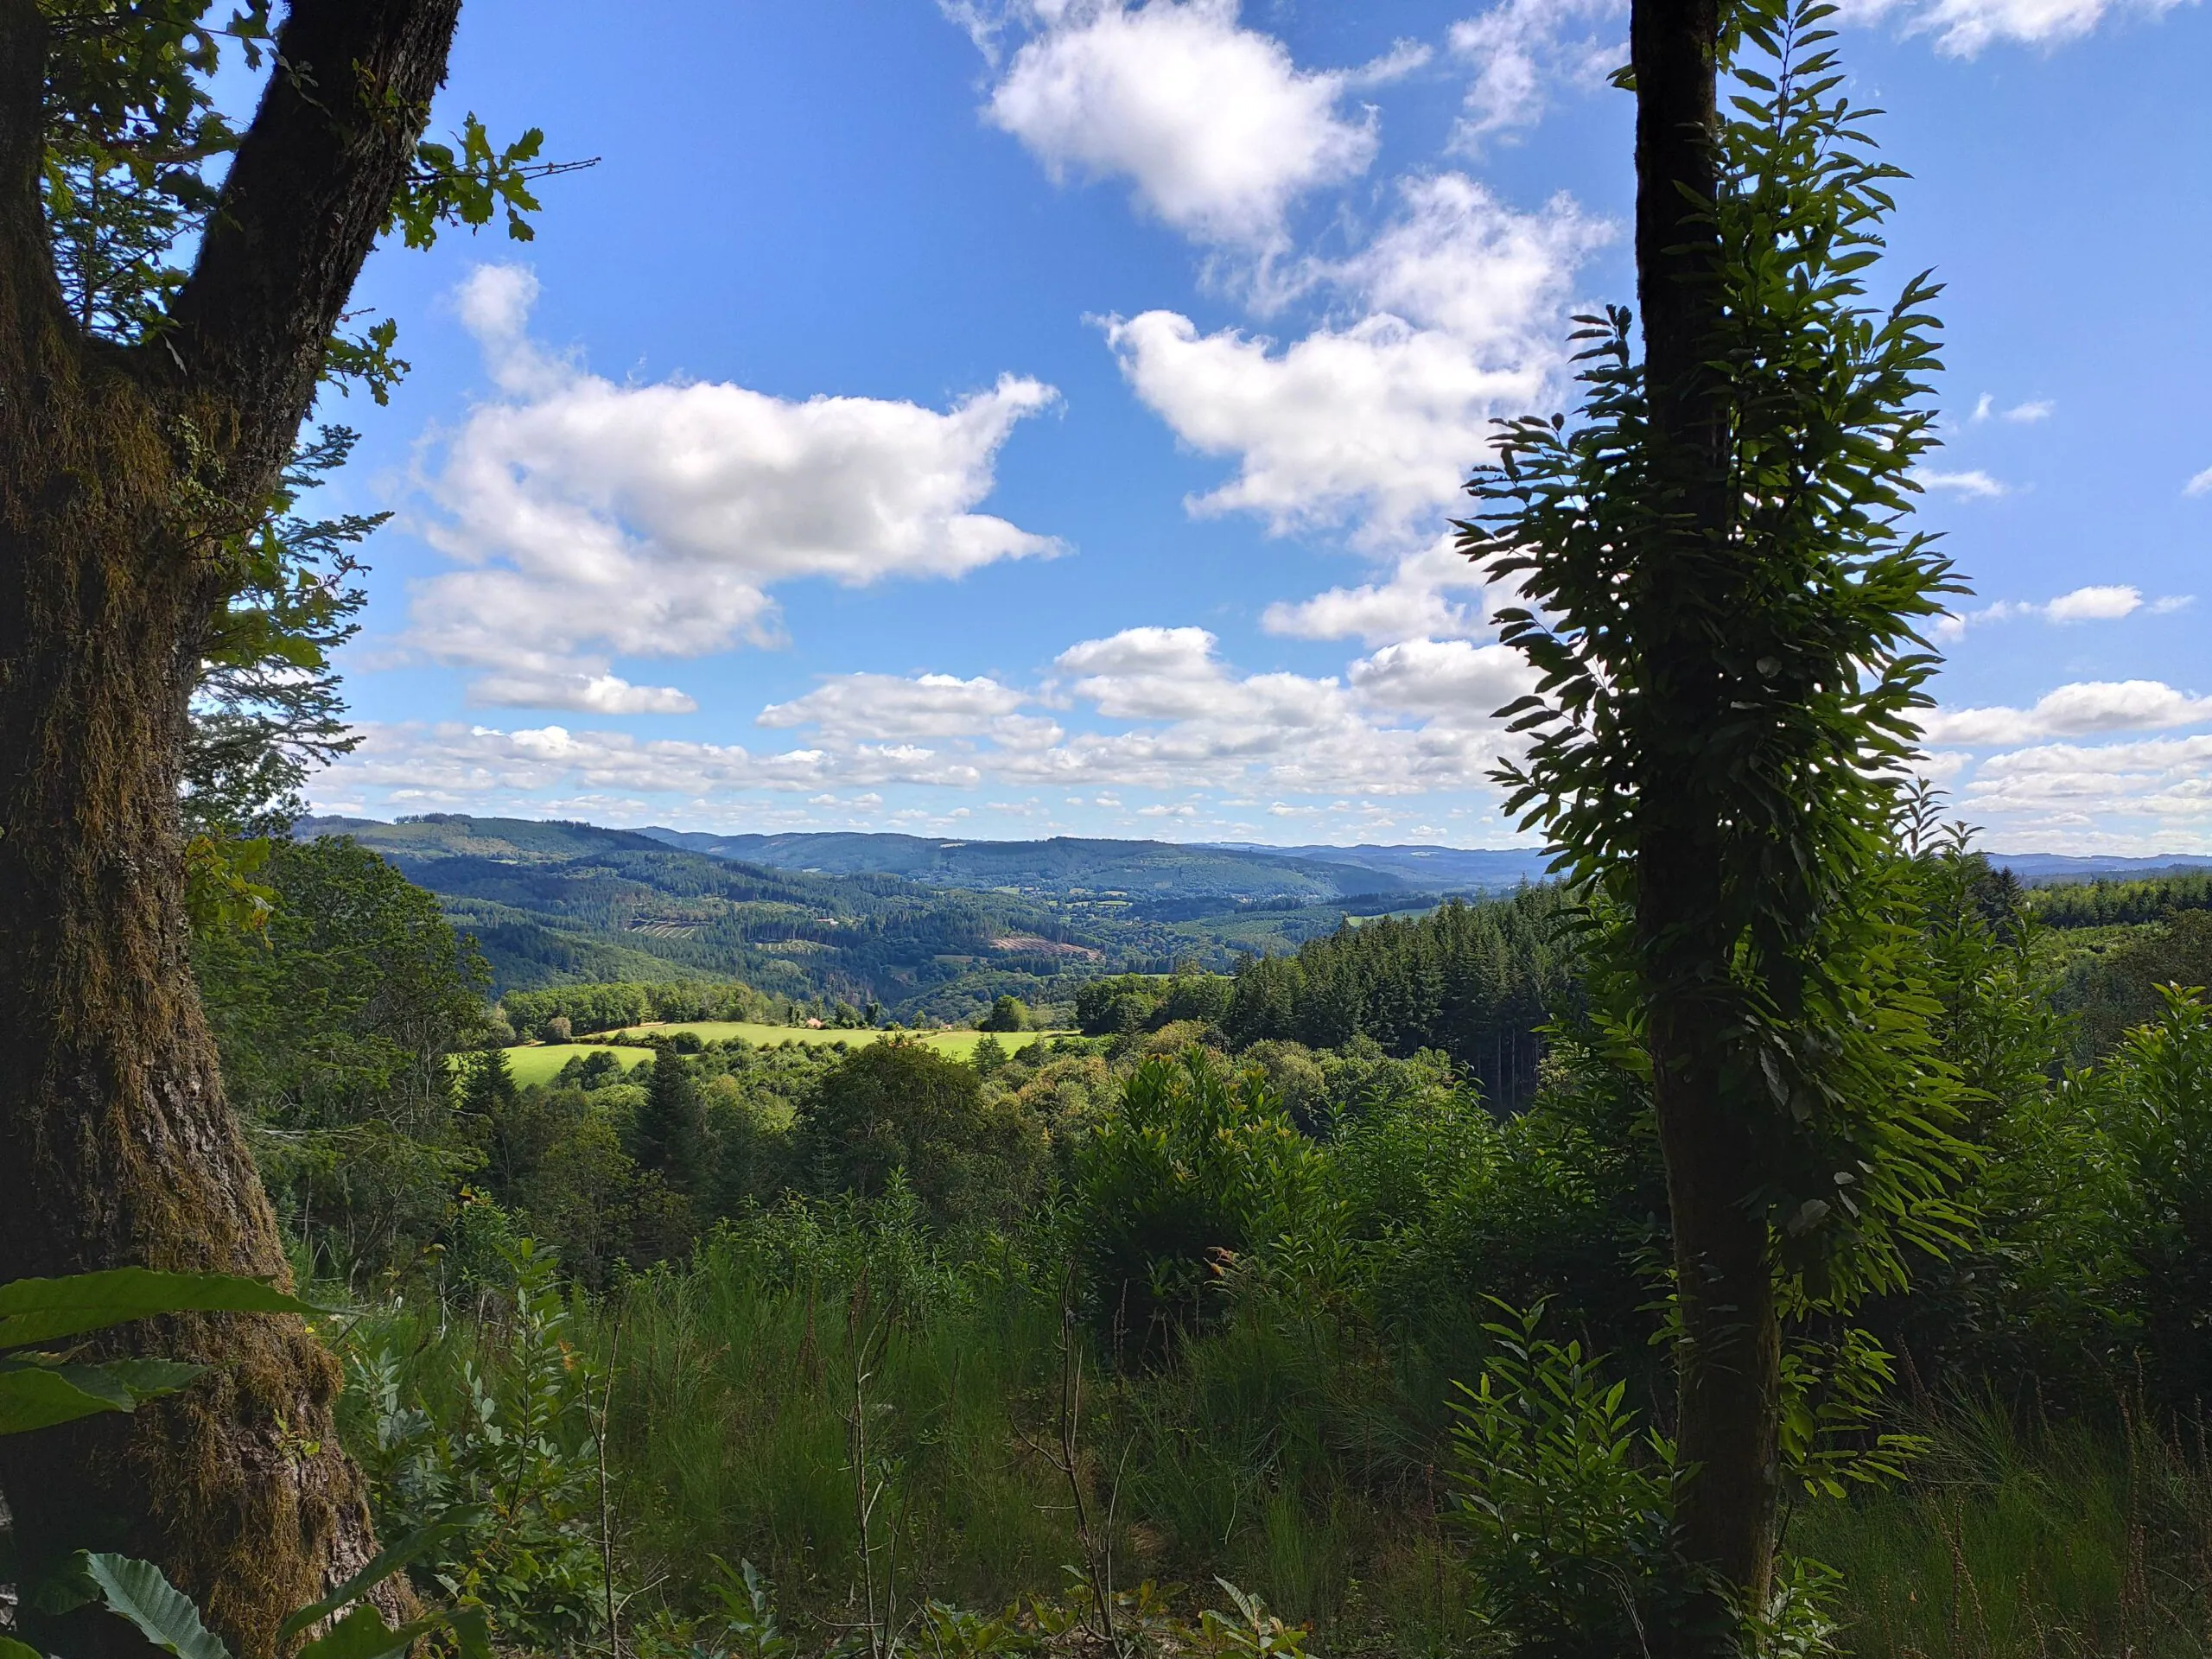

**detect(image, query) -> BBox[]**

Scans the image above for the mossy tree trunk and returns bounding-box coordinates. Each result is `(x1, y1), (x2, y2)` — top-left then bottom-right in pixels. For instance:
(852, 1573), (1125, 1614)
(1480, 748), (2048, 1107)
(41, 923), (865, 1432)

(0, 3), (461, 1654)
(1627, 0), (1785, 1644)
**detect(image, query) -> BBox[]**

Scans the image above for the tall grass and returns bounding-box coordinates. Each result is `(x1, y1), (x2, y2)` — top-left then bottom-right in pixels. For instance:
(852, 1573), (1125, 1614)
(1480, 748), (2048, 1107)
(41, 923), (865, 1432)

(1800, 1399), (2212, 1657)
(596, 1233), (1076, 1619)
(496, 1209), (1494, 1652)
(340, 1228), (2212, 1659)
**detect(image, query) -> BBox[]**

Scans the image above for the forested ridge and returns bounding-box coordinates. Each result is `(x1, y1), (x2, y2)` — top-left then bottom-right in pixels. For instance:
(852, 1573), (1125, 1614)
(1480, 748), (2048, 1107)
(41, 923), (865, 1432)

(303, 813), (1520, 1020)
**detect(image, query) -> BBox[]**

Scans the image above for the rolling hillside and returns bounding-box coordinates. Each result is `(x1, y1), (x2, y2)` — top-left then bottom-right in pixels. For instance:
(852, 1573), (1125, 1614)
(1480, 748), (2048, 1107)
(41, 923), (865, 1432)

(296, 814), (1112, 1014)
(629, 828), (1425, 905)
(1201, 841), (1555, 890)
(297, 814), (1562, 1021)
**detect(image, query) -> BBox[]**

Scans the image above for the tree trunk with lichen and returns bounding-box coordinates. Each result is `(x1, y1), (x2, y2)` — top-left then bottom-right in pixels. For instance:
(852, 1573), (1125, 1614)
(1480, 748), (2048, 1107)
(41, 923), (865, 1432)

(1628, 0), (1784, 1648)
(0, 3), (461, 1654)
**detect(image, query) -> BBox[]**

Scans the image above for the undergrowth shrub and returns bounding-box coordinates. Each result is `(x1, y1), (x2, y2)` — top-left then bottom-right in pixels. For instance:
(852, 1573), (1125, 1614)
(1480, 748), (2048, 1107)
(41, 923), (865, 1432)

(1069, 1052), (1325, 1343)
(1444, 1304), (1680, 1657)
(2102, 985), (2212, 1407)
(342, 1236), (609, 1651)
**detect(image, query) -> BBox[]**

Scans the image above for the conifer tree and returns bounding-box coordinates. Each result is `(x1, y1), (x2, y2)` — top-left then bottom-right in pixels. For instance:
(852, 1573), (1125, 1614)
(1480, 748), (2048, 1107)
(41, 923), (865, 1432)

(459, 1046), (519, 1122)
(633, 1051), (706, 1192)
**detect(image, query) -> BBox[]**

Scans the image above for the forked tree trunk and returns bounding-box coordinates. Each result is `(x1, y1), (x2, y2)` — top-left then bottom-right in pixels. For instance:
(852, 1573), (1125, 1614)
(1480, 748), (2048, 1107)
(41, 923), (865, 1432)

(1627, 0), (1784, 1644)
(0, 3), (461, 1654)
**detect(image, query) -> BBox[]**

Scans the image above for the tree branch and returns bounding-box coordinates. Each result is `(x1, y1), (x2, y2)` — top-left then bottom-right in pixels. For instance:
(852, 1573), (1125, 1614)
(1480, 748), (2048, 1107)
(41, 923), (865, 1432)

(164, 0), (461, 501)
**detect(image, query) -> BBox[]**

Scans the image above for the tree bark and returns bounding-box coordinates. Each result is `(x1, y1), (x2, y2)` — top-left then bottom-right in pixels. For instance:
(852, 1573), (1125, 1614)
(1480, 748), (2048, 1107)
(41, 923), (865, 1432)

(1628, 0), (1783, 1644)
(0, 3), (461, 1654)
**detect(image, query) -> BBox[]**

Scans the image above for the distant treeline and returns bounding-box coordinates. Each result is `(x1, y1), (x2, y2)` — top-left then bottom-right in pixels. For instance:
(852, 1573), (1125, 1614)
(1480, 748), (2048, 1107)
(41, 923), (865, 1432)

(2032, 870), (2212, 930)
(502, 979), (783, 1038)
(1224, 887), (1578, 1110)
(1122, 890), (1437, 924)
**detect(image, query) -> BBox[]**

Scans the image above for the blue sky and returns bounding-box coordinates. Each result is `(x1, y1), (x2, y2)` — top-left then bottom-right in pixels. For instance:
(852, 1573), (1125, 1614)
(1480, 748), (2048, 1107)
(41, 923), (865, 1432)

(306, 0), (2211, 853)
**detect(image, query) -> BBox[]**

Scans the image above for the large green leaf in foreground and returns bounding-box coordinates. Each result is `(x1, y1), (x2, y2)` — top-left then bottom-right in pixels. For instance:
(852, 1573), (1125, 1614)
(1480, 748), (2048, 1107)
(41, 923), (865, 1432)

(0, 1267), (317, 1349)
(0, 1356), (207, 1435)
(80, 1554), (233, 1659)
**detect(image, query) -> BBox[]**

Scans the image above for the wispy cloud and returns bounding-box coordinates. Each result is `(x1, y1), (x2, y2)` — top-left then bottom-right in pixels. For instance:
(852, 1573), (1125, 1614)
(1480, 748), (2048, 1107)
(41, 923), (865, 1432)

(1447, 0), (1624, 151)
(1844, 0), (2191, 58)
(1936, 584), (2194, 637)
(1918, 467), (2011, 499)
(1969, 392), (2054, 423)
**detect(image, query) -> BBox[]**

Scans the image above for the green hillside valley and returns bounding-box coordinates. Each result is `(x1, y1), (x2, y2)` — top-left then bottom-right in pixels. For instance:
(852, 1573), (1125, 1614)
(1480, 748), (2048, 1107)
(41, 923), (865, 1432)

(163, 820), (2212, 1659)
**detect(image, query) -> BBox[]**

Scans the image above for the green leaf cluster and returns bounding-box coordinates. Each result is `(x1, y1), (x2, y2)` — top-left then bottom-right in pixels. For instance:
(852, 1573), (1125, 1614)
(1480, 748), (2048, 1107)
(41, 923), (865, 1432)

(345, 1240), (609, 1651)
(1444, 1302), (1681, 1656)
(1458, 0), (1967, 1301)
(390, 114), (570, 249)
(0, 1267), (312, 1436)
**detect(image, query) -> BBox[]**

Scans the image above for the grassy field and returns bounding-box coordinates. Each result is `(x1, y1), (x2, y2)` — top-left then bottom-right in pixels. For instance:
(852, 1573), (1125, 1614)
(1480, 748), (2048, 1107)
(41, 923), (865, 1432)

(493, 1026), (1071, 1087)
(610, 1020), (1068, 1058)
(496, 1044), (656, 1087)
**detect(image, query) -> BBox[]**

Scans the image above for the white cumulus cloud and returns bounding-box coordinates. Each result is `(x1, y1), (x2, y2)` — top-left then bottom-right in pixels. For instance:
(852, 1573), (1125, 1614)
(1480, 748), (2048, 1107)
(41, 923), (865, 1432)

(1107, 308), (1538, 545)
(1922, 680), (2212, 747)
(321, 620), (1551, 821)
(1957, 734), (2212, 847)
(1348, 636), (1535, 723)
(1263, 535), (1491, 645)
(406, 267), (1059, 711)
(1317, 174), (1611, 353)
(984, 0), (1379, 250)
(1106, 175), (1606, 547)
(2044, 584), (2147, 622)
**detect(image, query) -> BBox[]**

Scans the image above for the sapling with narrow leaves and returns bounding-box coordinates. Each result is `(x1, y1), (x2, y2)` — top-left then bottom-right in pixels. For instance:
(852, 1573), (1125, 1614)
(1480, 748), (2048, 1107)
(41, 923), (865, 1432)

(1459, 0), (1966, 1641)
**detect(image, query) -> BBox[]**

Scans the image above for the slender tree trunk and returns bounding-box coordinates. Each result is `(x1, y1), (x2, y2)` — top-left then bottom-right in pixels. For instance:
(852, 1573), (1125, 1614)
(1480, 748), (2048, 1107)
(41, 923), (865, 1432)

(0, 3), (461, 1652)
(1628, 0), (1783, 1643)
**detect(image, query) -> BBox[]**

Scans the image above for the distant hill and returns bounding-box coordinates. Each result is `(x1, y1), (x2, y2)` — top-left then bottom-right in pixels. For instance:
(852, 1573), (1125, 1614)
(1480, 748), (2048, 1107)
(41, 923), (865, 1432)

(631, 829), (1423, 903)
(296, 814), (1116, 1015)
(1201, 842), (1555, 891)
(295, 815), (1546, 1020)
(1989, 853), (2212, 886)
(291, 814), (2212, 1018)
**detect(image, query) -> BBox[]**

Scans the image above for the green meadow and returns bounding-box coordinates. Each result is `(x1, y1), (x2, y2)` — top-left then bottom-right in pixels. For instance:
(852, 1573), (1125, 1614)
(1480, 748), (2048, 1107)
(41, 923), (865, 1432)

(495, 1025), (1068, 1086)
